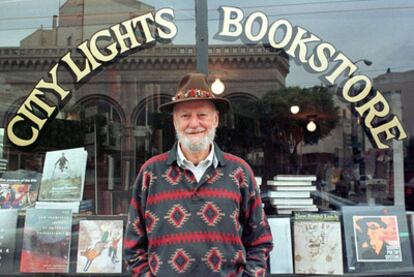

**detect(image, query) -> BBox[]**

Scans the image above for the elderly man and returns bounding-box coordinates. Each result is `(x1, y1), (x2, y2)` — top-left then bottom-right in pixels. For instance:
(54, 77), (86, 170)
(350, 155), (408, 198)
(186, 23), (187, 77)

(124, 73), (273, 276)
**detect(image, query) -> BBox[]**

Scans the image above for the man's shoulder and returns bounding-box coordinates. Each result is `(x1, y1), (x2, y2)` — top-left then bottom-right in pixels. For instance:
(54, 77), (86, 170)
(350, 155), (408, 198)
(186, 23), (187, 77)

(142, 152), (170, 169)
(222, 152), (251, 169)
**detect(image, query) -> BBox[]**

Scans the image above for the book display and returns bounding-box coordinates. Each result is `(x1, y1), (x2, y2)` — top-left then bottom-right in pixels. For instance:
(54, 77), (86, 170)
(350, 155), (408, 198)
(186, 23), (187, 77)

(0, 210), (18, 273)
(35, 147), (92, 214)
(263, 175), (318, 214)
(20, 209), (73, 273)
(268, 217), (294, 274)
(76, 219), (123, 273)
(38, 147), (87, 202)
(0, 178), (39, 209)
(342, 206), (413, 273)
(293, 212), (344, 275)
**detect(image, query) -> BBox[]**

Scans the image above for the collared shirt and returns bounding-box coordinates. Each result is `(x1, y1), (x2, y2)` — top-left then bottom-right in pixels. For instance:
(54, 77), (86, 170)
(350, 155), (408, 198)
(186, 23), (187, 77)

(176, 142), (218, 182)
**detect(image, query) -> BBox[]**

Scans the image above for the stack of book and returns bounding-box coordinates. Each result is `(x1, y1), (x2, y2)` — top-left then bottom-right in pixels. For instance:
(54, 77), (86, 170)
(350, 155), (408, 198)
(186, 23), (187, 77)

(0, 158), (8, 173)
(263, 175), (318, 214)
(35, 147), (92, 214)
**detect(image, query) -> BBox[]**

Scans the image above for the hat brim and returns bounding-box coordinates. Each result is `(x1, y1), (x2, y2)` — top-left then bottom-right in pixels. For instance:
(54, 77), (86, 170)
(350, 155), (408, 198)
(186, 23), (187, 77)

(159, 97), (231, 114)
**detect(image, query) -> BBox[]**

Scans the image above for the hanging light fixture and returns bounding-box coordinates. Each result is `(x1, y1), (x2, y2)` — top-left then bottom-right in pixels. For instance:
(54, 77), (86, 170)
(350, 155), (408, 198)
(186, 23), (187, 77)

(290, 105), (300, 114)
(307, 120), (317, 132)
(211, 78), (225, 95)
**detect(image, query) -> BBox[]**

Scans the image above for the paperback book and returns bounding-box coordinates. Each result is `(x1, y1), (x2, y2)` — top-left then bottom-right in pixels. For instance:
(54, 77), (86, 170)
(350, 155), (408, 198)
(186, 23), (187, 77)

(38, 147), (87, 201)
(0, 210), (18, 273)
(20, 209), (73, 273)
(342, 206), (413, 273)
(76, 219), (123, 273)
(293, 212), (343, 275)
(0, 178), (39, 209)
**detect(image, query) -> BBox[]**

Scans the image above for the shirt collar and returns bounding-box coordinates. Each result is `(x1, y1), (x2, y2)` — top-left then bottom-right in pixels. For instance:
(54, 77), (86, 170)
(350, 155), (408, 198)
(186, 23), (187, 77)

(167, 142), (226, 167)
(176, 142), (217, 168)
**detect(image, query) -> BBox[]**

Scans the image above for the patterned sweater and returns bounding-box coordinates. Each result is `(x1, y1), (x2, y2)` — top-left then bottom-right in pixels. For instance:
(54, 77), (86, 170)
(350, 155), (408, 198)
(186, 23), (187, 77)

(124, 143), (273, 276)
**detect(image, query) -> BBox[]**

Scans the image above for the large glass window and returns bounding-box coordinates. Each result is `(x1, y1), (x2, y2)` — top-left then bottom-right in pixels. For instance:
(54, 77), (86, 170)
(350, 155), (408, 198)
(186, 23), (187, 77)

(1, 0), (414, 276)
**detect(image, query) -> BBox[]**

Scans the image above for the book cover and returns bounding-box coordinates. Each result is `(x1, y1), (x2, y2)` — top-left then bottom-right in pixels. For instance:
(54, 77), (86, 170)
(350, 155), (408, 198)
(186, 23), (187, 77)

(293, 212), (343, 275)
(268, 217), (293, 274)
(76, 220), (123, 273)
(0, 178), (39, 209)
(20, 209), (73, 273)
(0, 210), (18, 273)
(342, 206), (413, 273)
(38, 148), (87, 201)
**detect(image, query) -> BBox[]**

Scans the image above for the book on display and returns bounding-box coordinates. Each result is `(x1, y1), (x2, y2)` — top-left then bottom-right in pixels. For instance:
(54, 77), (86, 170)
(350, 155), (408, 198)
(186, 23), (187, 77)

(76, 219), (123, 273)
(0, 210), (18, 273)
(293, 212), (343, 275)
(20, 209), (73, 273)
(342, 206), (413, 273)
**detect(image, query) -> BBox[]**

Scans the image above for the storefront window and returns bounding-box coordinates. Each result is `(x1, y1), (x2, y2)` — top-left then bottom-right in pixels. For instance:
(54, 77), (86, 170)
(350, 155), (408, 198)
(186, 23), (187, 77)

(0, 0), (413, 275)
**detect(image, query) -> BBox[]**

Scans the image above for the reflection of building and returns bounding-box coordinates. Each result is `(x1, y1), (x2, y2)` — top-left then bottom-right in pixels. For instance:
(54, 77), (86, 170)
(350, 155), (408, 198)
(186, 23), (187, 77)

(20, 0), (155, 48)
(374, 69), (414, 139)
(0, 0), (289, 193)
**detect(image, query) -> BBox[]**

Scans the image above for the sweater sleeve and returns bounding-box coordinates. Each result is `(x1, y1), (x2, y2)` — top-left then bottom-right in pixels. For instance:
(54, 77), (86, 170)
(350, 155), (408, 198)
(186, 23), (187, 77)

(123, 169), (153, 277)
(240, 168), (273, 277)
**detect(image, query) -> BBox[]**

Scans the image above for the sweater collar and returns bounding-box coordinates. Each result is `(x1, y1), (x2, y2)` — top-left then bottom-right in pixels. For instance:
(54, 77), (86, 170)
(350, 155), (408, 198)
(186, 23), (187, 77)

(167, 141), (226, 167)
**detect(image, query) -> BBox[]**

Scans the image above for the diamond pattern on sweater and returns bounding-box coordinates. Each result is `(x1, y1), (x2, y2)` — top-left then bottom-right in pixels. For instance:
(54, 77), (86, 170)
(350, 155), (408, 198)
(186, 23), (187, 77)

(202, 247), (226, 272)
(183, 169), (196, 184)
(207, 169), (223, 184)
(168, 248), (195, 273)
(142, 170), (156, 191)
(149, 252), (162, 275)
(145, 210), (159, 233)
(232, 250), (246, 265)
(164, 204), (191, 228)
(197, 201), (225, 226)
(230, 209), (241, 231)
(163, 166), (182, 185)
(230, 167), (248, 188)
(132, 216), (144, 236)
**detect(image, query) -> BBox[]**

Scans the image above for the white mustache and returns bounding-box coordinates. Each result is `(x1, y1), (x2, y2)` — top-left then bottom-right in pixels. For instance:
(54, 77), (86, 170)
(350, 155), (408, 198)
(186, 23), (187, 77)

(184, 127), (206, 134)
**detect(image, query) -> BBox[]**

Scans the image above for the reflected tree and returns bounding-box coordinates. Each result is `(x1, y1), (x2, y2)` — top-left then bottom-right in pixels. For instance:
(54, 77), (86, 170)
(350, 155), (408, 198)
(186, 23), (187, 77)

(219, 86), (339, 180)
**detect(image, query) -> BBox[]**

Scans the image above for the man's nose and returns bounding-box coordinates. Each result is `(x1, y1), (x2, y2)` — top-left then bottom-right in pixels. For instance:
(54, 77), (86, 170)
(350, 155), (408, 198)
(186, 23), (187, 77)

(188, 115), (200, 128)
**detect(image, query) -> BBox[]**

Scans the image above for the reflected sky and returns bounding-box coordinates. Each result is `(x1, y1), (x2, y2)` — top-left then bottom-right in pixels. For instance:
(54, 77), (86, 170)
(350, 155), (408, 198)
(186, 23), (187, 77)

(0, 0), (413, 87)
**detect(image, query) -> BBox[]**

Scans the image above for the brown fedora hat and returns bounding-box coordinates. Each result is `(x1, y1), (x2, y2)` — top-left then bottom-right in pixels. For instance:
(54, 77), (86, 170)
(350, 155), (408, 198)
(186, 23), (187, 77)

(159, 73), (230, 113)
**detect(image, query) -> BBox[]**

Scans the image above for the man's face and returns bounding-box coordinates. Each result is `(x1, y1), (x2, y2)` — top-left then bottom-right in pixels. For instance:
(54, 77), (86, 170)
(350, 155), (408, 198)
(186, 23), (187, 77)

(366, 221), (385, 242)
(173, 100), (219, 153)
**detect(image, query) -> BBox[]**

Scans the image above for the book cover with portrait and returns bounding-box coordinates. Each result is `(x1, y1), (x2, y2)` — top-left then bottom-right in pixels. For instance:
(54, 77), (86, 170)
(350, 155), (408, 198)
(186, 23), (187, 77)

(342, 206), (413, 273)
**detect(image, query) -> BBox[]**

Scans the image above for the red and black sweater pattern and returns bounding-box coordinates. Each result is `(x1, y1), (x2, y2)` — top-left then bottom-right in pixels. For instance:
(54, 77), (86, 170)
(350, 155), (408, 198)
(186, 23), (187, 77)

(124, 144), (273, 277)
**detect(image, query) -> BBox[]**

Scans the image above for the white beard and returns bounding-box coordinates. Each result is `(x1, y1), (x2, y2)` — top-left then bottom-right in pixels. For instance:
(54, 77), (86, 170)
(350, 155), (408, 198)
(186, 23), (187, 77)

(176, 127), (216, 153)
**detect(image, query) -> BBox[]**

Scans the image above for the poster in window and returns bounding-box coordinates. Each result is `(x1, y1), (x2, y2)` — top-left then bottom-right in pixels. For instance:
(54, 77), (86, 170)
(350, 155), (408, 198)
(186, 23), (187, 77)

(342, 206), (413, 273)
